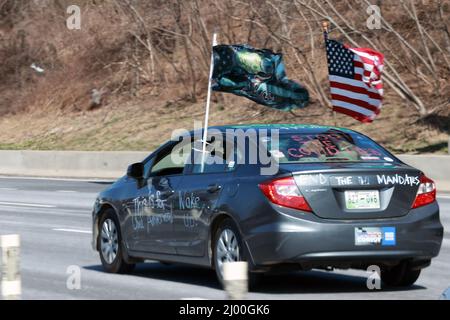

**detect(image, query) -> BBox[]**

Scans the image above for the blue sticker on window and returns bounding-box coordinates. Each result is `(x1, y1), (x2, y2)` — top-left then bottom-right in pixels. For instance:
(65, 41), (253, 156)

(381, 227), (396, 246)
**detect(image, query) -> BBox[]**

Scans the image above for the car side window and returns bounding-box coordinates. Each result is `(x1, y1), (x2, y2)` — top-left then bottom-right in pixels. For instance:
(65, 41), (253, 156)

(149, 142), (191, 177)
(191, 138), (238, 174)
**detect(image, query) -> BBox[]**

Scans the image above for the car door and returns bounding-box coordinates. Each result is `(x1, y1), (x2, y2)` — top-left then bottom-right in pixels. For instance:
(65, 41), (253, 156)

(174, 138), (237, 257)
(120, 173), (149, 251)
(123, 141), (186, 254)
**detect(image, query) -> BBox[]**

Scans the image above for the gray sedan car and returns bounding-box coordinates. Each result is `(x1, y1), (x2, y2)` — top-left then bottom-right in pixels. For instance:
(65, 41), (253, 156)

(91, 124), (443, 287)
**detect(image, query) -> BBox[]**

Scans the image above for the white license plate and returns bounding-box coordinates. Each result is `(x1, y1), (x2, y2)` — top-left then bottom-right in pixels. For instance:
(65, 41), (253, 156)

(345, 190), (380, 210)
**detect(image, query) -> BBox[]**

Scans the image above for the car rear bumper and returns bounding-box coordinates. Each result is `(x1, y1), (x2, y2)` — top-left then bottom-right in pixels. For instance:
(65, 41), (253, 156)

(244, 201), (443, 270)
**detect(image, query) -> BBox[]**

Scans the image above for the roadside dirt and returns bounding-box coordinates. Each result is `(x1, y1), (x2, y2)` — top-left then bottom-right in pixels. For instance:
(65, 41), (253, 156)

(0, 91), (447, 153)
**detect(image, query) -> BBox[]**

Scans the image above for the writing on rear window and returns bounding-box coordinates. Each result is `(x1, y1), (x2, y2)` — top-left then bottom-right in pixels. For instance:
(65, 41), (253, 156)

(270, 131), (392, 163)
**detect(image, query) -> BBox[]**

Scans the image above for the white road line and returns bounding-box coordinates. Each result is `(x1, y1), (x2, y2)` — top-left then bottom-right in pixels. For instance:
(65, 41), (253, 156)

(180, 297), (208, 300)
(0, 188), (18, 191)
(0, 219), (88, 229)
(0, 175), (114, 183)
(438, 195), (450, 200)
(52, 228), (92, 234)
(0, 206), (92, 218)
(57, 190), (77, 193)
(0, 201), (56, 208)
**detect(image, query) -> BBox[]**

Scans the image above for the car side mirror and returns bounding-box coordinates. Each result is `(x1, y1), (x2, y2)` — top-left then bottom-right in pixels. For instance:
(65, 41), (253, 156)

(127, 162), (144, 180)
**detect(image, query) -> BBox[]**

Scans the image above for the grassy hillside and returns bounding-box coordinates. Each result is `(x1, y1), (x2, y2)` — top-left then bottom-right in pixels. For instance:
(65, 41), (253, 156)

(0, 0), (448, 153)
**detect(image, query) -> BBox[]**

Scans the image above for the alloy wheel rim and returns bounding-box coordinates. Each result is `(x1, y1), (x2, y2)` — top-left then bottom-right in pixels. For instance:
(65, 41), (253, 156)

(100, 218), (119, 264)
(215, 228), (240, 277)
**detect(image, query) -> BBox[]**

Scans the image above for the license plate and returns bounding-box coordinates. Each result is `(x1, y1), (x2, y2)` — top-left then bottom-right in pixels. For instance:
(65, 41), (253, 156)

(345, 190), (380, 210)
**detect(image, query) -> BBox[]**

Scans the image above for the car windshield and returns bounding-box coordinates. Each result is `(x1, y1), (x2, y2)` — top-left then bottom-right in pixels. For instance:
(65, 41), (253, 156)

(267, 131), (395, 163)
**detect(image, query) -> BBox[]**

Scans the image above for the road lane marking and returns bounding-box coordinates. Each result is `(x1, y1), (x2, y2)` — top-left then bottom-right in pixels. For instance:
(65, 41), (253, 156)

(0, 175), (114, 183)
(0, 206), (93, 218)
(181, 297), (208, 300)
(0, 188), (18, 191)
(57, 190), (77, 193)
(0, 201), (56, 208)
(438, 195), (450, 200)
(0, 219), (89, 230)
(52, 228), (92, 234)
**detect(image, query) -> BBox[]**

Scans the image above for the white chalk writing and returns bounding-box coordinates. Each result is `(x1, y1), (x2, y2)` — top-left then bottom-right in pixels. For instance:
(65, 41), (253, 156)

(376, 174), (420, 186)
(130, 189), (174, 231)
(179, 191), (204, 228)
(298, 173), (328, 186)
(336, 176), (353, 186)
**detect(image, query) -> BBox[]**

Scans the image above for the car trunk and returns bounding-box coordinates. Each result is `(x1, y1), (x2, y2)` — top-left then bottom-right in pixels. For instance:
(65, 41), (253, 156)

(284, 162), (422, 220)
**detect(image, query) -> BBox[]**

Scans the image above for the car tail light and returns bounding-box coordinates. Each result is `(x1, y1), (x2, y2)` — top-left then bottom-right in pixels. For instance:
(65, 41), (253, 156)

(259, 176), (312, 212)
(412, 175), (436, 209)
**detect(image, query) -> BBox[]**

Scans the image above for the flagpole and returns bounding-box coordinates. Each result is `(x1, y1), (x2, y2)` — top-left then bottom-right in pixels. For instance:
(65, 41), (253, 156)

(201, 33), (217, 173)
(322, 21), (337, 127)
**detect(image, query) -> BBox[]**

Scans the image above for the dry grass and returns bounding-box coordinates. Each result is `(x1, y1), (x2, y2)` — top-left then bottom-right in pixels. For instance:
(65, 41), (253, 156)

(0, 90), (447, 153)
(0, 0), (448, 153)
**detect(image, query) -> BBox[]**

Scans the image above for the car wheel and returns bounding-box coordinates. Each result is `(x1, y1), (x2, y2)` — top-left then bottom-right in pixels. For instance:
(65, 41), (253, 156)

(212, 218), (261, 289)
(381, 262), (421, 287)
(98, 209), (135, 274)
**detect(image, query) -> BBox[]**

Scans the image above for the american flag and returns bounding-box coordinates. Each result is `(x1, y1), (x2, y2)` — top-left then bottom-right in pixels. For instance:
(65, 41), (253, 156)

(325, 39), (384, 123)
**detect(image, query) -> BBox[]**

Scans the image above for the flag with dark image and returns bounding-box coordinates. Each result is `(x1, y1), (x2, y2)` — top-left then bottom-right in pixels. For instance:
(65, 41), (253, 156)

(325, 39), (384, 123)
(212, 44), (309, 111)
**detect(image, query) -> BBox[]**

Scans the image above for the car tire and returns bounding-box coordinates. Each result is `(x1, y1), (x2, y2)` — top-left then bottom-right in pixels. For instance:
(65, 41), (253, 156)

(98, 209), (135, 274)
(381, 262), (421, 287)
(212, 218), (262, 290)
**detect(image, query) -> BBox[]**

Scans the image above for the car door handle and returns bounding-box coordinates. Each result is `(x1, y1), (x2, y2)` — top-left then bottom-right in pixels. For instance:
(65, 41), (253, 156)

(159, 190), (174, 197)
(207, 184), (222, 193)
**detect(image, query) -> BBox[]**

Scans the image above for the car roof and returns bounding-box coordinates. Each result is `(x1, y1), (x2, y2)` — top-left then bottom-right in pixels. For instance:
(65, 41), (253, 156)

(188, 123), (357, 135)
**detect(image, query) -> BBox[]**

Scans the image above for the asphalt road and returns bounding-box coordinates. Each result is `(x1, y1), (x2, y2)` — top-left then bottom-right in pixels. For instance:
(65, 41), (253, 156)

(0, 176), (449, 300)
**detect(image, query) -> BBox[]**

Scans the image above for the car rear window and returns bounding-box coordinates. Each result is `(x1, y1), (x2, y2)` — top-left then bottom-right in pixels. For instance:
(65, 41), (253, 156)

(268, 131), (395, 163)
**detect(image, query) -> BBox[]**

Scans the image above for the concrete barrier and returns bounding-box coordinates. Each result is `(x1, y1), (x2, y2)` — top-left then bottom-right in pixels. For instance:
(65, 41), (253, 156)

(0, 150), (147, 179)
(0, 150), (448, 191)
(398, 155), (450, 193)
